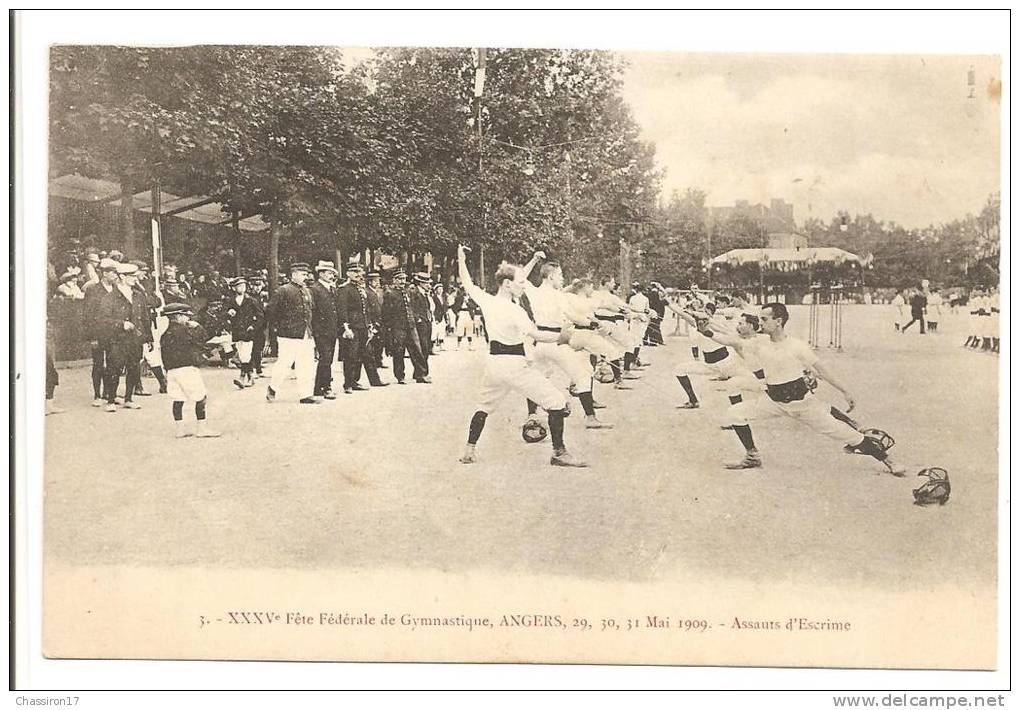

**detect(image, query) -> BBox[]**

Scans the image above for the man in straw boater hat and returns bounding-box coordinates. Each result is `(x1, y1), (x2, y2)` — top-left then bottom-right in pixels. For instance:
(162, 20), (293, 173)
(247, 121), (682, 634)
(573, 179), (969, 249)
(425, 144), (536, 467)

(224, 275), (264, 390)
(381, 269), (430, 385)
(95, 261), (152, 412)
(160, 302), (221, 438)
(337, 261), (388, 394)
(455, 245), (588, 468)
(266, 262), (320, 404)
(309, 260), (341, 399)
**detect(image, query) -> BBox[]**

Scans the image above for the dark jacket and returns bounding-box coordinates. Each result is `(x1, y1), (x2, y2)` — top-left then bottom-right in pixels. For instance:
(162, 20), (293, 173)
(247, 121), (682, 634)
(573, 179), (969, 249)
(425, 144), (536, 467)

(268, 282), (314, 339)
(309, 281), (340, 339)
(910, 293), (927, 316)
(224, 293), (264, 342)
(410, 287), (432, 325)
(382, 287), (417, 334)
(647, 290), (667, 318)
(368, 287), (384, 324)
(337, 283), (377, 331)
(95, 285), (153, 345)
(161, 321), (209, 371)
(81, 280), (111, 341)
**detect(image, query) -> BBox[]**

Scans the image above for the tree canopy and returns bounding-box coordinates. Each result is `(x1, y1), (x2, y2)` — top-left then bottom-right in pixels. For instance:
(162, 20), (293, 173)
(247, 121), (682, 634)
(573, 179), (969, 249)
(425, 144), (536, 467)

(49, 45), (999, 288)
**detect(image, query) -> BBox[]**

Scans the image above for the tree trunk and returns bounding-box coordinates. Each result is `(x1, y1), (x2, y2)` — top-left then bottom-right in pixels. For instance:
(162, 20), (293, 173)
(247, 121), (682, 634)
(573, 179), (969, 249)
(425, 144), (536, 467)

(120, 175), (136, 258)
(233, 217), (243, 276)
(619, 230), (633, 295)
(478, 244), (486, 289)
(269, 222), (280, 292)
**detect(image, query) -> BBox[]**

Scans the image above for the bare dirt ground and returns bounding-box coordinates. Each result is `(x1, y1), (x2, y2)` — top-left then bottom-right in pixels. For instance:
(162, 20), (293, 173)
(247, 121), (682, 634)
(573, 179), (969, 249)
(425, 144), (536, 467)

(44, 305), (999, 593)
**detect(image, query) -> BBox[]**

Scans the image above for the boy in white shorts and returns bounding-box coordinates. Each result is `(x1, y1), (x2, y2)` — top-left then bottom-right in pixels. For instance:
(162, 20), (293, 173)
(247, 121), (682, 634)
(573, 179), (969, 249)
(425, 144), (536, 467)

(160, 302), (221, 439)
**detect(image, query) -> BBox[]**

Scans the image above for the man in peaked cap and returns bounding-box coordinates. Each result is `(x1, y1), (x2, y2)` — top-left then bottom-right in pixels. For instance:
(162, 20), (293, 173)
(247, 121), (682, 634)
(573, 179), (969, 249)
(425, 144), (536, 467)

(366, 271), (387, 370)
(247, 274), (270, 377)
(382, 270), (429, 385)
(94, 261), (152, 412)
(266, 262), (320, 404)
(337, 262), (387, 393)
(81, 257), (121, 405)
(410, 273), (435, 369)
(225, 276), (265, 390)
(310, 260), (340, 398)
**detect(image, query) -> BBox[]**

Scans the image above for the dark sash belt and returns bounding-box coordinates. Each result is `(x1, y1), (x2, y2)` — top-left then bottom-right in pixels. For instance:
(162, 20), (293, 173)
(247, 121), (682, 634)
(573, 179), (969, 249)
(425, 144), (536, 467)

(767, 378), (809, 404)
(703, 347), (729, 365)
(490, 341), (526, 356)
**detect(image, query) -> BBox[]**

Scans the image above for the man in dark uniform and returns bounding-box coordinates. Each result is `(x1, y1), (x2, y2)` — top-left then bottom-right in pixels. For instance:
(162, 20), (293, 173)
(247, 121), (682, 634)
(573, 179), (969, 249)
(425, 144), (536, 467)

(367, 271), (387, 370)
(82, 258), (118, 406)
(382, 270), (430, 384)
(901, 287), (928, 334)
(411, 273), (435, 364)
(248, 275), (269, 377)
(309, 260), (340, 398)
(337, 263), (387, 393)
(224, 276), (265, 389)
(96, 262), (152, 412)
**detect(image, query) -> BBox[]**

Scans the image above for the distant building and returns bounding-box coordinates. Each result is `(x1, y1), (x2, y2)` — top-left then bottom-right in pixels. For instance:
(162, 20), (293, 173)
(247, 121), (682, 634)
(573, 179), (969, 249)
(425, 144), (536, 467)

(709, 198), (796, 233)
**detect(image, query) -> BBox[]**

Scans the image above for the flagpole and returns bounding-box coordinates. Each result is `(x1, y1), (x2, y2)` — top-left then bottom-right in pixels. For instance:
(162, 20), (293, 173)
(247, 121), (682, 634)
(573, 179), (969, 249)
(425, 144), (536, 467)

(474, 47), (487, 289)
(150, 180), (162, 292)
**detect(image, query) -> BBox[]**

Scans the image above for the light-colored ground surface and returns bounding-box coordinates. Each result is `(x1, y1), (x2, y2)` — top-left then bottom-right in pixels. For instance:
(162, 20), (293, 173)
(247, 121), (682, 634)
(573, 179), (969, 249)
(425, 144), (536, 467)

(44, 305), (999, 592)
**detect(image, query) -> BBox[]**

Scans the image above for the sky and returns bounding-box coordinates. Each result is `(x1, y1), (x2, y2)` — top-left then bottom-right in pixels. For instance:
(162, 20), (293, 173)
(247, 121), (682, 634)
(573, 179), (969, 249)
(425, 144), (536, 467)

(620, 52), (1001, 228)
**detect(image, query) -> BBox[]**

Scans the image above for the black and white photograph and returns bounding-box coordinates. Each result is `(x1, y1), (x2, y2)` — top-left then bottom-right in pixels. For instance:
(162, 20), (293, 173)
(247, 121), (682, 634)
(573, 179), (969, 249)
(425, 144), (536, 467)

(11, 9), (1010, 694)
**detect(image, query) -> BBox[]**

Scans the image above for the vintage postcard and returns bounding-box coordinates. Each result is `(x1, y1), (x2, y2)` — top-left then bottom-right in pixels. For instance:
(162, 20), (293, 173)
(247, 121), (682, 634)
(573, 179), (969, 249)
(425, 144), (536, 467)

(22, 14), (1004, 674)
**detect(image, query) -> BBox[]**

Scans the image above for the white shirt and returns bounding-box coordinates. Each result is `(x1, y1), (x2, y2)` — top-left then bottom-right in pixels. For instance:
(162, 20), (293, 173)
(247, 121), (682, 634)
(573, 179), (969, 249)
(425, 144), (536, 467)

(891, 294), (905, 307)
(628, 292), (649, 312)
(592, 289), (627, 317)
(561, 292), (598, 322)
(464, 283), (533, 345)
(928, 293), (942, 308)
(523, 282), (568, 328)
(745, 335), (818, 385)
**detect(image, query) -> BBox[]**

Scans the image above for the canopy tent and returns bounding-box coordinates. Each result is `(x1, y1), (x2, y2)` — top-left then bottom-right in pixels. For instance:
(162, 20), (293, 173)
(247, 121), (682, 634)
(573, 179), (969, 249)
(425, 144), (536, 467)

(48, 174), (269, 232)
(709, 246), (863, 267)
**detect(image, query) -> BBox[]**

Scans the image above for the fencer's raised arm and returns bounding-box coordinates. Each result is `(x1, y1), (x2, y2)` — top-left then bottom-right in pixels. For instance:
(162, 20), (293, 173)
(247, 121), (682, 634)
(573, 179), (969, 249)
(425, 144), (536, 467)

(457, 245), (480, 298)
(521, 250), (546, 279)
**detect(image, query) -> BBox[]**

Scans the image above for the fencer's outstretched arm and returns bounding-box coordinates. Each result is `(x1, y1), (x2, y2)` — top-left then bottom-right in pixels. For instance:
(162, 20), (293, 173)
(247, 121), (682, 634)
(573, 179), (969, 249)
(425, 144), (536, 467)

(697, 321), (742, 349)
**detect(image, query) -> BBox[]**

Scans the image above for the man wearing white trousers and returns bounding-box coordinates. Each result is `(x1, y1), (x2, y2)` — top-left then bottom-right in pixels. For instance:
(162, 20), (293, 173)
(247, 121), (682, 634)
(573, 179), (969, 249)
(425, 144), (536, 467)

(518, 251), (612, 431)
(700, 302), (905, 476)
(456, 245), (588, 468)
(266, 263), (320, 404)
